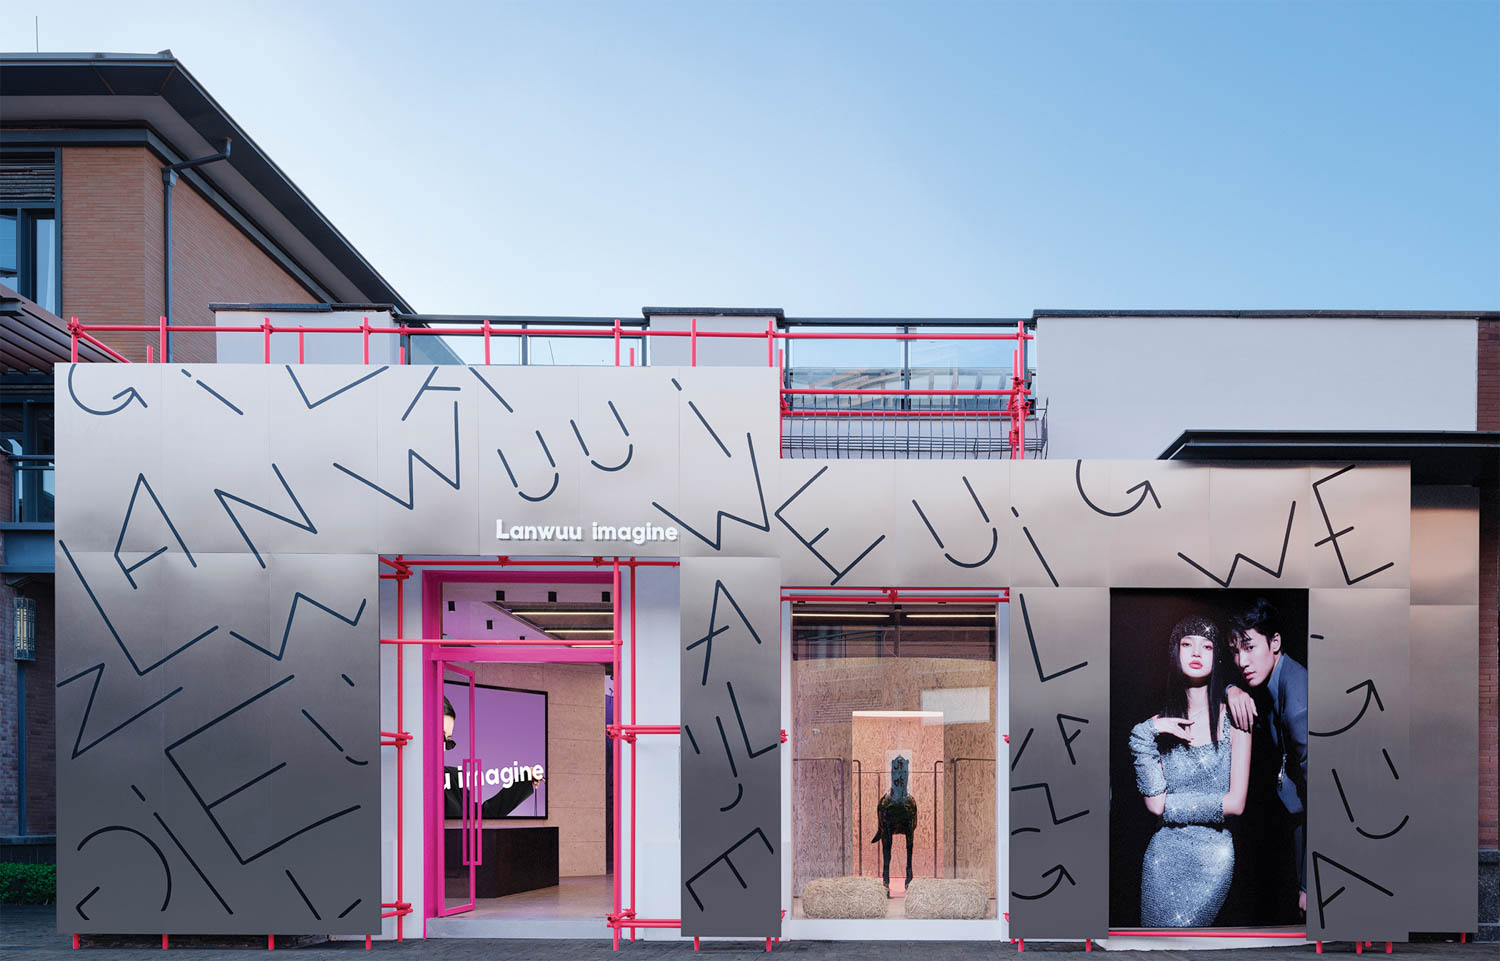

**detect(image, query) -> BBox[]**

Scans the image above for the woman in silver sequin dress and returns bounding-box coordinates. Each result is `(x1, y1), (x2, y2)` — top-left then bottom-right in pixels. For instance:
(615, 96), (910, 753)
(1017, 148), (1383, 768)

(1129, 614), (1252, 927)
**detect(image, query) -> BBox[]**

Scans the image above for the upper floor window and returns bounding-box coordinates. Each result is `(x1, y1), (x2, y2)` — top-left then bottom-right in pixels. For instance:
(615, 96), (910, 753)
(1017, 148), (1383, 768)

(0, 154), (60, 315)
(0, 396), (54, 523)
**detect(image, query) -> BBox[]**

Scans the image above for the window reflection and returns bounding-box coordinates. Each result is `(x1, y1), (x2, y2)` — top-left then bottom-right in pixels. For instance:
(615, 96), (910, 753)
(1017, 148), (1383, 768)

(906, 326), (1011, 369)
(527, 334), (644, 366)
(33, 215), (57, 314)
(395, 323), (645, 366)
(786, 325), (903, 370)
(413, 333), (521, 365)
(0, 211), (16, 286)
(783, 324), (1031, 412)
(0, 401), (54, 523)
(0, 209), (58, 313)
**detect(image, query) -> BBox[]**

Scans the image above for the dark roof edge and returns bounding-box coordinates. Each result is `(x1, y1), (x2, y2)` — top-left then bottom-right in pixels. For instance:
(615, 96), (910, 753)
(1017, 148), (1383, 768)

(1160, 428), (1500, 457)
(152, 56), (413, 313)
(0, 51), (177, 62)
(5, 127), (337, 304)
(399, 314), (643, 327)
(642, 307), (785, 319)
(784, 316), (1034, 328)
(1160, 429), (1500, 486)
(212, 306), (643, 329)
(214, 306), (1039, 328)
(1036, 309), (1499, 320)
(211, 303), (396, 313)
(2, 52), (413, 312)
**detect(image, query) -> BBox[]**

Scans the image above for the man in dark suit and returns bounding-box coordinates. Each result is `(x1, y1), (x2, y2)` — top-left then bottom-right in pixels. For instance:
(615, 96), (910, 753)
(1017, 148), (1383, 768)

(1225, 597), (1309, 916)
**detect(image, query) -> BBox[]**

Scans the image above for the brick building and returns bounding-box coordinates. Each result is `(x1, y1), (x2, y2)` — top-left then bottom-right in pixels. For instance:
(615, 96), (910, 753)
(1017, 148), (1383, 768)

(0, 50), (419, 859)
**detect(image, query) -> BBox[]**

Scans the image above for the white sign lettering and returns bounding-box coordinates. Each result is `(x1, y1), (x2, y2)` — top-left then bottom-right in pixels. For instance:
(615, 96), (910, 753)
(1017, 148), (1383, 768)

(496, 518), (678, 546)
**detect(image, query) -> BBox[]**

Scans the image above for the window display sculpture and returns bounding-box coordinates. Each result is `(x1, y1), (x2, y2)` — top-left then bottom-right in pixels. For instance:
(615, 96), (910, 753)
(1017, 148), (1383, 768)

(871, 755), (918, 894)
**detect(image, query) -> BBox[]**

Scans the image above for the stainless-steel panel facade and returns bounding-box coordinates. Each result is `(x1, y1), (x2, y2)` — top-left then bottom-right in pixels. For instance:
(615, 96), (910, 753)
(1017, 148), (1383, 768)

(54, 548), (379, 934)
(670, 369), (780, 559)
(1407, 604), (1480, 931)
(1008, 460), (1110, 587)
(775, 460), (898, 586)
(574, 366), (681, 548)
(1008, 588), (1109, 939)
(158, 366), (274, 556)
(680, 557), (782, 937)
(1410, 486), (1480, 606)
(1307, 464), (1410, 590)
(268, 363), (384, 555)
(1306, 588), (1411, 942)
(1405, 487), (1480, 931)
(889, 460), (1011, 587)
(474, 365), (586, 552)
(1102, 460), (1212, 588)
(56, 363), (164, 554)
(1198, 466), (1311, 590)
(366, 365), (481, 555)
(56, 364), (1452, 941)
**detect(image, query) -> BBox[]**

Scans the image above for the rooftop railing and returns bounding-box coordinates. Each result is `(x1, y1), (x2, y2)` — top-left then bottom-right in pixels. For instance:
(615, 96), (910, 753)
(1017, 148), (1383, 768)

(66, 315), (1041, 459)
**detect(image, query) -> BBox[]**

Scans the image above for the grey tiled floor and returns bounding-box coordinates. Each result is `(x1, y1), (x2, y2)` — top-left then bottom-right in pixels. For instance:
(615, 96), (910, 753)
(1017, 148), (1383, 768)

(0, 906), (1485, 960)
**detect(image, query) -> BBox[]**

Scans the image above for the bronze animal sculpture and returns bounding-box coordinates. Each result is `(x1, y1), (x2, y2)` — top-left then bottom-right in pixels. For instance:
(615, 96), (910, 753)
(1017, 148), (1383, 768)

(870, 755), (918, 894)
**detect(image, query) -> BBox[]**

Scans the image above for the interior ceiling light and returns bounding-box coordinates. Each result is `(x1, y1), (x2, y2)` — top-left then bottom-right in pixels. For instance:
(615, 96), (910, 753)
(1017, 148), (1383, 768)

(506, 610), (612, 616)
(903, 612), (997, 618)
(792, 612), (890, 619)
(551, 628), (615, 635)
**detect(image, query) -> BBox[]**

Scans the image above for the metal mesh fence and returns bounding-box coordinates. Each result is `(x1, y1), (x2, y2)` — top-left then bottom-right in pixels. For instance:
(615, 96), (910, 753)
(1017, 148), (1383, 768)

(780, 392), (1047, 459)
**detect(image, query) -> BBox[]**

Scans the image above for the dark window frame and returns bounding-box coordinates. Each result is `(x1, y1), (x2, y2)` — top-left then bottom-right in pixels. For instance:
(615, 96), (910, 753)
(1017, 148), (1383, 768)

(0, 393), (54, 523)
(0, 148), (62, 314)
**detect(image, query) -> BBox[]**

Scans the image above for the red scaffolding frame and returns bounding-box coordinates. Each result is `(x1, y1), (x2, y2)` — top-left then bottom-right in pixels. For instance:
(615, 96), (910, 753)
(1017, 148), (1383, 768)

(378, 554), (682, 949)
(61, 315), (1030, 952)
(62, 318), (1426, 952)
(66, 314), (1037, 460)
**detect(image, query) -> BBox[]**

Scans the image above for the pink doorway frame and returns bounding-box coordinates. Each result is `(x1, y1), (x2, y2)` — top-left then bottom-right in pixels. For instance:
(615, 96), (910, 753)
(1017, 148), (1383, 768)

(421, 568), (614, 928)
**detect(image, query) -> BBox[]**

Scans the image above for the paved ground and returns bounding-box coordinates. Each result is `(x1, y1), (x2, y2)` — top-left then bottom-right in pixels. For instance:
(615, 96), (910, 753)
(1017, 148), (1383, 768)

(0, 906), (1486, 960)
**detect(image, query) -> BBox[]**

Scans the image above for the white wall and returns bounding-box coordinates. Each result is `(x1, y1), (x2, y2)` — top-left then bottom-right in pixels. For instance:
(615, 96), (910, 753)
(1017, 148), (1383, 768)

(646, 313), (779, 367)
(1039, 315), (1478, 459)
(216, 308), (404, 364)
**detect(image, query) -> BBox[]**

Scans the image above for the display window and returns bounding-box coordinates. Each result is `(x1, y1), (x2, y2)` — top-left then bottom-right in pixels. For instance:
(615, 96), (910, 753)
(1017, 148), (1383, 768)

(791, 605), (997, 921)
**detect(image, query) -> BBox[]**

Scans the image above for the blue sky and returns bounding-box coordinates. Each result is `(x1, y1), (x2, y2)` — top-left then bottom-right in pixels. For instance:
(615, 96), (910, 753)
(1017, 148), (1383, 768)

(9, 1), (1499, 315)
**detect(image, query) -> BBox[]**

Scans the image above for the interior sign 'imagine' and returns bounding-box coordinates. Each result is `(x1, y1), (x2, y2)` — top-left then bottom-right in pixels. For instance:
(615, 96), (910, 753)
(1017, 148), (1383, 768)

(445, 762), (545, 791)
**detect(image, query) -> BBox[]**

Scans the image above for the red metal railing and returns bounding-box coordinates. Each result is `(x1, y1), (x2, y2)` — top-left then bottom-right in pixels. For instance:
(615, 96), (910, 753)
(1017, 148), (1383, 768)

(66, 314), (1036, 459)
(783, 588), (1010, 604)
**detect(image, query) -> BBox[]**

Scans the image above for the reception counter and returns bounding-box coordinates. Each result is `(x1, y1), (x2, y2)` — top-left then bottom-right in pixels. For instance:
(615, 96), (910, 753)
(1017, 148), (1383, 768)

(445, 825), (560, 898)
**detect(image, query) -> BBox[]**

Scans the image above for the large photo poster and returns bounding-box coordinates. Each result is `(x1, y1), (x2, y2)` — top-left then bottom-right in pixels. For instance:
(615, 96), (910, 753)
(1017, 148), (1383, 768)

(1109, 589), (1309, 929)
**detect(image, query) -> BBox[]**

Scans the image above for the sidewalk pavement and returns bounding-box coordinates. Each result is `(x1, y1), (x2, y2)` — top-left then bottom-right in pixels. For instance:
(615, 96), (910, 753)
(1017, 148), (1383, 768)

(0, 907), (1484, 960)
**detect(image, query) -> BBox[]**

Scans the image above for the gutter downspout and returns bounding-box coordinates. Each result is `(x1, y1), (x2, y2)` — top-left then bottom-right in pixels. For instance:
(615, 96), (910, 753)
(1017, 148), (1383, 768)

(16, 660), (24, 835)
(162, 138), (231, 362)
